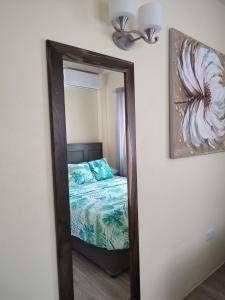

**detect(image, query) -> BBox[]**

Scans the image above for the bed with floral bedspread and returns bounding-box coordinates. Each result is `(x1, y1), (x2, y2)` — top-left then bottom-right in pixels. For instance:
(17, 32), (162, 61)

(69, 176), (129, 250)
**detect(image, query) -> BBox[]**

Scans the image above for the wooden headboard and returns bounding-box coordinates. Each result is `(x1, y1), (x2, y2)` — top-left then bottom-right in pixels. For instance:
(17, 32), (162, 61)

(67, 143), (103, 164)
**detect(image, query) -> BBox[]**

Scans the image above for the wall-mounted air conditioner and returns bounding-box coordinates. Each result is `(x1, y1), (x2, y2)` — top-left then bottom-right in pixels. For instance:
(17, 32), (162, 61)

(63, 68), (101, 90)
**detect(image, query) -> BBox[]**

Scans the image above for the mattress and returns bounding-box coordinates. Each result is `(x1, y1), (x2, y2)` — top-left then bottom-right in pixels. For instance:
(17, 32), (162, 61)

(69, 176), (129, 250)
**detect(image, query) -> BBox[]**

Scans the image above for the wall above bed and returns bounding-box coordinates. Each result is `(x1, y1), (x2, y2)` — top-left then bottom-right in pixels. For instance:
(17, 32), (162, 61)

(64, 87), (100, 144)
(64, 70), (123, 169)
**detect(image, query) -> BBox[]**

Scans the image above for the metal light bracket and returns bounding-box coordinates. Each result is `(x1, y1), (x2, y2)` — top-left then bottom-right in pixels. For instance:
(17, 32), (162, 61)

(112, 16), (159, 50)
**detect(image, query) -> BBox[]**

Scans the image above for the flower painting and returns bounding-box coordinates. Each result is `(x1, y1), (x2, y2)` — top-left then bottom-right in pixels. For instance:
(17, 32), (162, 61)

(169, 29), (225, 158)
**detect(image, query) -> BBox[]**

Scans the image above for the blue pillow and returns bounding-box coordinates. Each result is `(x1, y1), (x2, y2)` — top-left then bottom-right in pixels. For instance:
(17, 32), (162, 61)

(110, 167), (119, 175)
(68, 172), (78, 187)
(88, 158), (114, 181)
(68, 162), (96, 185)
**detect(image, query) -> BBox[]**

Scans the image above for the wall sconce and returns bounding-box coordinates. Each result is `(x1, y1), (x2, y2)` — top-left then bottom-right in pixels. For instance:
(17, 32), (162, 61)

(109, 0), (162, 50)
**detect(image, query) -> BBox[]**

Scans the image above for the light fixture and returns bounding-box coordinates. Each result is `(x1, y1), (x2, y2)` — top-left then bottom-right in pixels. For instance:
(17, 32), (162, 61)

(109, 0), (162, 50)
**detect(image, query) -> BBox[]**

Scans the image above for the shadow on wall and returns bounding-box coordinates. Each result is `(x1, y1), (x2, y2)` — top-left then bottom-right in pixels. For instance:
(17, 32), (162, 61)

(150, 227), (225, 300)
(95, 0), (109, 24)
(218, 0), (225, 5)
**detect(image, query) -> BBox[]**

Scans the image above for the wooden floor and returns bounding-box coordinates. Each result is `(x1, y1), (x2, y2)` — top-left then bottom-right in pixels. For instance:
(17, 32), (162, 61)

(72, 250), (130, 300)
(184, 264), (225, 300)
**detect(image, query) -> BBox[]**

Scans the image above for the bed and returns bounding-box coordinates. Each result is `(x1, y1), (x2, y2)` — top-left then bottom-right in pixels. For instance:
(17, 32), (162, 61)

(67, 143), (130, 276)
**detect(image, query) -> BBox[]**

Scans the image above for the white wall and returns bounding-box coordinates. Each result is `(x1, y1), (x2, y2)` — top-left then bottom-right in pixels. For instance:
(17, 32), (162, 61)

(99, 71), (124, 168)
(65, 87), (100, 143)
(1, 1), (225, 300)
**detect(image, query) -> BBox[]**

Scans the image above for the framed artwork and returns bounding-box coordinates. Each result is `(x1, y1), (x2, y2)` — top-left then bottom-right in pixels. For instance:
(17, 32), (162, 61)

(169, 28), (225, 158)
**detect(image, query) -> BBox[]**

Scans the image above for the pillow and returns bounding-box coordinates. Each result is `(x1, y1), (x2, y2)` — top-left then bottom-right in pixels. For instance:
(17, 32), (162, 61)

(88, 158), (114, 181)
(68, 172), (77, 187)
(110, 167), (119, 175)
(68, 162), (96, 185)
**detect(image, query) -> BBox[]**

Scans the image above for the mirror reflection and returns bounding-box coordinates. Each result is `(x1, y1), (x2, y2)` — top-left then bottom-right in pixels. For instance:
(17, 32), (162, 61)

(63, 61), (130, 300)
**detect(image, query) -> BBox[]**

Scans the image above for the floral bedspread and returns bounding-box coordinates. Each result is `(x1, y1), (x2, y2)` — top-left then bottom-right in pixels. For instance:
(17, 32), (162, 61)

(69, 176), (129, 250)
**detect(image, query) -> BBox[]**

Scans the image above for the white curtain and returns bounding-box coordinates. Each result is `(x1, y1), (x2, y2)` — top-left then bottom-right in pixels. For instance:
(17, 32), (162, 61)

(116, 87), (127, 177)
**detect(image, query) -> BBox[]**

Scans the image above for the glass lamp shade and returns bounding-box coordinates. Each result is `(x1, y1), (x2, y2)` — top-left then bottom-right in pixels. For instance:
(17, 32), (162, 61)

(138, 2), (162, 33)
(109, 0), (136, 22)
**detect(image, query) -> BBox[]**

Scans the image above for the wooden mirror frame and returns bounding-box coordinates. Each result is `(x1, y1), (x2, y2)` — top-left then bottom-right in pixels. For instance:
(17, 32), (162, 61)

(46, 40), (140, 300)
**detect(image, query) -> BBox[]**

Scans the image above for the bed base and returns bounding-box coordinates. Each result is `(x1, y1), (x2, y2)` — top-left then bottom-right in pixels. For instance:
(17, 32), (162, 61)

(71, 236), (129, 277)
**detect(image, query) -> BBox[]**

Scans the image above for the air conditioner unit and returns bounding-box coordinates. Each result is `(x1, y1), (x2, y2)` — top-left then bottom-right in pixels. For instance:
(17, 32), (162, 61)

(63, 68), (101, 90)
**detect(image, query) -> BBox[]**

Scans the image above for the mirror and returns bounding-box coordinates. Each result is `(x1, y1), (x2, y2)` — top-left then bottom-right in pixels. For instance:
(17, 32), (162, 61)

(47, 41), (140, 300)
(64, 61), (130, 299)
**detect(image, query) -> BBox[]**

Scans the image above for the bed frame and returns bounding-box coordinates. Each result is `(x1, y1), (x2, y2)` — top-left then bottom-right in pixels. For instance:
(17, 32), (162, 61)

(67, 142), (129, 276)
